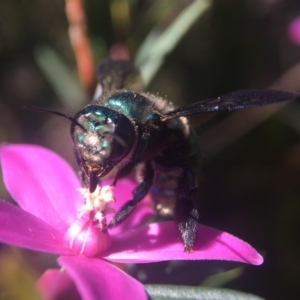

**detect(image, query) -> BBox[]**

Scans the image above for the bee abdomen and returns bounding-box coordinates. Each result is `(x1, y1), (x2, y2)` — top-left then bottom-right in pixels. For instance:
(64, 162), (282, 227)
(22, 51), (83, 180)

(150, 167), (183, 217)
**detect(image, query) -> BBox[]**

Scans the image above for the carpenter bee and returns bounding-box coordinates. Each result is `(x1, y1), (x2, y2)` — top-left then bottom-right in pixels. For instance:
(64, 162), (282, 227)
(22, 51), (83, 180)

(34, 58), (300, 251)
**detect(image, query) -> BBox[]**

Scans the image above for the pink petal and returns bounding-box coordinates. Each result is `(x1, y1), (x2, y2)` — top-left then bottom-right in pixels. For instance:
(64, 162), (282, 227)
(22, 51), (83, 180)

(36, 269), (81, 300)
(107, 178), (154, 235)
(58, 256), (148, 300)
(288, 16), (300, 46)
(105, 222), (263, 265)
(0, 200), (71, 255)
(0, 144), (82, 232)
(107, 178), (142, 210)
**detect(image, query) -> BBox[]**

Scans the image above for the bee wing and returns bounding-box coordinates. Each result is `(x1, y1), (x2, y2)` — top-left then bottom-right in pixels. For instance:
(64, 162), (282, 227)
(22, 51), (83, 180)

(162, 89), (300, 121)
(93, 58), (144, 100)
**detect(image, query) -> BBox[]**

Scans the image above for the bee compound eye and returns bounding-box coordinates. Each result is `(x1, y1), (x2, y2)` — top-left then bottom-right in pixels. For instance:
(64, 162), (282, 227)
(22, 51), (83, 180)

(72, 106), (135, 165)
(110, 113), (135, 161)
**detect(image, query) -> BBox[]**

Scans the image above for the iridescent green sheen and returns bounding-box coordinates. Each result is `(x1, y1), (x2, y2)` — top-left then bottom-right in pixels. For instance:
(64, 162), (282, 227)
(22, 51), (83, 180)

(107, 98), (131, 116)
(76, 133), (85, 143)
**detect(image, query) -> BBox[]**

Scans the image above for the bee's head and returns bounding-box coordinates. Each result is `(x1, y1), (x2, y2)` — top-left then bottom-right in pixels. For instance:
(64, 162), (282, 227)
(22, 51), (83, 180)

(71, 105), (135, 192)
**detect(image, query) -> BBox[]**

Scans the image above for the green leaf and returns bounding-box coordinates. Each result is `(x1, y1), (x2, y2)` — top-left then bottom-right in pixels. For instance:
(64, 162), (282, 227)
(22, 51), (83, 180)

(135, 0), (211, 86)
(201, 267), (244, 288)
(34, 45), (87, 110)
(145, 285), (265, 300)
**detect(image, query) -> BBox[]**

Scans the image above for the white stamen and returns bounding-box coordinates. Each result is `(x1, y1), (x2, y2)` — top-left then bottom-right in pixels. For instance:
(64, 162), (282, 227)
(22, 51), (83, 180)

(77, 185), (115, 225)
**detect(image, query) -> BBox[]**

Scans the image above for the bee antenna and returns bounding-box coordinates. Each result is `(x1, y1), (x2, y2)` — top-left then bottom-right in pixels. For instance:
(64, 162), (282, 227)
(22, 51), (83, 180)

(24, 106), (87, 132)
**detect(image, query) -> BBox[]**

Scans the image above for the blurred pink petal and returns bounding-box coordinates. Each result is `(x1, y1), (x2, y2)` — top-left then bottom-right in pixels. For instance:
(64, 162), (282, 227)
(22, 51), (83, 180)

(37, 269), (81, 300)
(288, 16), (300, 46)
(58, 256), (148, 300)
(0, 200), (71, 255)
(0, 144), (82, 232)
(105, 222), (263, 265)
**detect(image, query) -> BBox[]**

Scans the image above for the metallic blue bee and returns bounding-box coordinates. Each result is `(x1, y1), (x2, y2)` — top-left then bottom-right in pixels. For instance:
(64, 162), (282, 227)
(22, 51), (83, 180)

(69, 58), (300, 251)
(33, 58), (300, 251)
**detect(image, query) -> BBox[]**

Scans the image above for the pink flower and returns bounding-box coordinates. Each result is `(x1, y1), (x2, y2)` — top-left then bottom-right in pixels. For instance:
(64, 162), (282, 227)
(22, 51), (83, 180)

(0, 144), (263, 299)
(288, 16), (300, 46)
(36, 256), (146, 300)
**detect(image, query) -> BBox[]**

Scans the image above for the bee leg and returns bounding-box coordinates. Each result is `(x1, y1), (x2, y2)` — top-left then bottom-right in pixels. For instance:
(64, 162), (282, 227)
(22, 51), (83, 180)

(108, 161), (154, 228)
(153, 157), (199, 251)
(175, 167), (199, 252)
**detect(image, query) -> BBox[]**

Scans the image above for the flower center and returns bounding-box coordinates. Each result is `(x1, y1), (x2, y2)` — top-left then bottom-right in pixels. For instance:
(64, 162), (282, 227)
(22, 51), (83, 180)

(64, 185), (115, 257)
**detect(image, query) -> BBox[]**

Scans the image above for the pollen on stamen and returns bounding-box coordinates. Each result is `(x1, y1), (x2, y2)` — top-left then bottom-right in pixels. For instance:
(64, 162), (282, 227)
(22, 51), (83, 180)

(64, 185), (115, 257)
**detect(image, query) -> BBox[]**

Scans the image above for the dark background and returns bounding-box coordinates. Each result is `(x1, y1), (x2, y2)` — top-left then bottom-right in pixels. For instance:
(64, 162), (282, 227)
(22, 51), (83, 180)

(1, 1), (300, 299)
